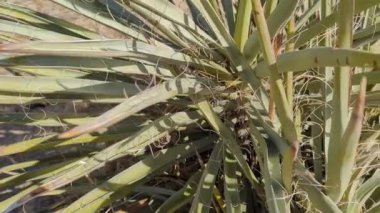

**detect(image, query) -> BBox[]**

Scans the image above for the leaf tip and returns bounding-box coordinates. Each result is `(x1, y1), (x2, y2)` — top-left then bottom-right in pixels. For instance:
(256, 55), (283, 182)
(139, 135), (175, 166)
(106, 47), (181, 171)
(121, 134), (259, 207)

(58, 128), (80, 139)
(355, 76), (367, 114)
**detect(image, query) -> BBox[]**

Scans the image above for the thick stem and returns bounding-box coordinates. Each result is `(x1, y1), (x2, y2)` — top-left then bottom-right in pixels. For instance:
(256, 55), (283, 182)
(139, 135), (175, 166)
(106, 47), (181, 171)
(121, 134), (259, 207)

(326, 0), (355, 202)
(250, 0), (298, 146)
(250, 0), (299, 195)
(285, 16), (295, 115)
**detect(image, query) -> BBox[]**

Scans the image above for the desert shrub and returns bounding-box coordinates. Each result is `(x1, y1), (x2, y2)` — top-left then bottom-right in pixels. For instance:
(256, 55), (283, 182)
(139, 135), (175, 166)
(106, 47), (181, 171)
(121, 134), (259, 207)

(0, 0), (379, 212)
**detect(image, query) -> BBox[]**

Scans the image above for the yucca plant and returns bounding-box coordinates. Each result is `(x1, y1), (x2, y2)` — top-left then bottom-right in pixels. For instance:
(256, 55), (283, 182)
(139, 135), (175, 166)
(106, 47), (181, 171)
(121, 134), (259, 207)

(0, 0), (379, 212)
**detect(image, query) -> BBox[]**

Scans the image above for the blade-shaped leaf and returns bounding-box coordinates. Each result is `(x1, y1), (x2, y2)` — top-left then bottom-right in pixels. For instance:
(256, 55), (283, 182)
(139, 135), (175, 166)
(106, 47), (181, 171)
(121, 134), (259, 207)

(248, 119), (290, 213)
(0, 110), (204, 212)
(326, 77), (367, 201)
(243, 0), (298, 62)
(59, 78), (206, 138)
(156, 169), (203, 213)
(0, 94), (126, 105)
(0, 76), (142, 97)
(233, 0), (251, 50)
(63, 138), (213, 212)
(344, 170), (380, 212)
(194, 98), (263, 197)
(0, 20), (78, 40)
(254, 48), (380, 78)
(295, 162), (342, 213)
(129, 0), (213, 42)
(51, 0), (148, 42)
(0, 132), (136, 156)
(0, 2), (101, 39)
(0, 40), (230, 77)
(224, 147), (242, 213)
(190, 142), (223, 212)
(188, 0), (270, 115)
(0, 158), (80, 191)
(0, 55), (174, 78)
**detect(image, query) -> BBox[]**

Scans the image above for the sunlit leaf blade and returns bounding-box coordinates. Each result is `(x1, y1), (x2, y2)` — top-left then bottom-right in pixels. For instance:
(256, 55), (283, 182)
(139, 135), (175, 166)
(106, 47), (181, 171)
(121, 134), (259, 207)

(0, 0), (379, 211)
(250, 2), (299, 192)
(247, 120), (290, 213)
(0, 55), (174, 78)
(156, 170), (203, 213)
(0, 94), (126, 105)
(295, 163), (342, 213)
(326, 77), (367, 201)
(194, 99), (263, 196)
(0, 158), (79, 191)
(63, 138), (213, 212)
(129, 0), (213, 42)
(189, 0), (270, 114)
(352, 130), (380, 185)
(0, 40), (230, 77)
(233, 0), (251, 50)
(59, 78), (206, 138)
(37, 185), (99, 197)
(243, 0), (298, 62)
(263, 0), (278, 17)
(344, 170), (380, 212)
(0, 2), (52, 25)
(261, 144), (290, 213)
(1, 160), (42, 174)
(254, 48), (380, 78)
(0, 2), (100, 39)
(50, 0), (148, 42)
(0, 112), (147, 127)
(190, 142), (222, 212)
(0, 76), (142, 97)
(224, 147), (242, 213)
(107, 0), (191, 49)
(0, 132), (136, 157)
(0, 155), (84, 175)
(0, 20), (78, 40)
(110, 0), (211, 53)
(11, 67), (88, 78)
(0, 111), (204, 212)
(245, 105), (289, 155)
(120, 0), (222, 62)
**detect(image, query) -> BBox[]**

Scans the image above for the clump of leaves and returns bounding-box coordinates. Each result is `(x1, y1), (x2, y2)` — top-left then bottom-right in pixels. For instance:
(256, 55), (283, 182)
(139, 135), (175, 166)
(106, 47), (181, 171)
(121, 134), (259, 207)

(0, 0), (379, 212)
